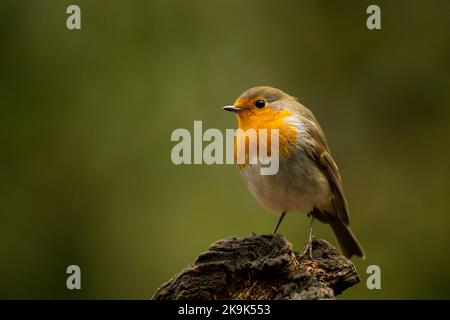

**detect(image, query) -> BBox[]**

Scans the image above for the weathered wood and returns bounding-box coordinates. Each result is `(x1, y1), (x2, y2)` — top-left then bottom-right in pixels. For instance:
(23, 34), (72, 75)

(153, 233), (360, 300)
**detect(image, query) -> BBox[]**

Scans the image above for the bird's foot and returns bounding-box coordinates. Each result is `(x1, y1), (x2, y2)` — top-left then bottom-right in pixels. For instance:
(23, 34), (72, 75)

(299, 235), (315, 260)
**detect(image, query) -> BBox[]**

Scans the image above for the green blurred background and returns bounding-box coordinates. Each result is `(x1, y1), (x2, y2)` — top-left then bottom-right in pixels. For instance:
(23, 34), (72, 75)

(1, 0), (449, 299)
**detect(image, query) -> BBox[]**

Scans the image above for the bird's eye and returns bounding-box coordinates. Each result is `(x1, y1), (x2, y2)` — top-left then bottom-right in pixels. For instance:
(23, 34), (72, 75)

(255, 100), (266, 108)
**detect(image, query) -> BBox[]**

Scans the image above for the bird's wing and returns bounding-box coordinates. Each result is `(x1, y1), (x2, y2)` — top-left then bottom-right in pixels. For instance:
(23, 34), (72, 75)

(308, 145), (349, 225)
(295, 103), (349, 225)
(300, 110), (350, 225)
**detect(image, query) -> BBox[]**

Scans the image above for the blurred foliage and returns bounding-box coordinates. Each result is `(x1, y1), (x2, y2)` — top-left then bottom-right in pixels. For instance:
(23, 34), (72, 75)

(0, 0), (449, 299)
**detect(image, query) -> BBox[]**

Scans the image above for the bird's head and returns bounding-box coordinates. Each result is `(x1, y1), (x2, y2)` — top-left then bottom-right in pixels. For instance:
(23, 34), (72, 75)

(223, 86), (301, 160)
(223, 86), (298, 131)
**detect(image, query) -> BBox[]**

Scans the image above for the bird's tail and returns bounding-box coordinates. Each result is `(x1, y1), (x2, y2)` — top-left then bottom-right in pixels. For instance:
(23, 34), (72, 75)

(330, 219), (365, 259)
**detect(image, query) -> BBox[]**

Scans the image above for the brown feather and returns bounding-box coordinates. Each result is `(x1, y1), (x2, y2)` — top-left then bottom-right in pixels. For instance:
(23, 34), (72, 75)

(298, 105), (350, 225)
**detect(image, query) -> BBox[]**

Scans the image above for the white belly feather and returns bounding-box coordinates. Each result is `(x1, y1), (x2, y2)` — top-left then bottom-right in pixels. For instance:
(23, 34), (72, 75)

(239, 147), (331, 215)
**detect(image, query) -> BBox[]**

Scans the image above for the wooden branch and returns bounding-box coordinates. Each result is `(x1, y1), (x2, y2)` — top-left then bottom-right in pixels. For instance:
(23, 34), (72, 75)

(153, 233), (360, 300)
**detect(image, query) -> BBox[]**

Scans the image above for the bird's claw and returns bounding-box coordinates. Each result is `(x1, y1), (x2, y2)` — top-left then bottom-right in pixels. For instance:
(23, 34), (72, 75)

(299, 235), (315, 260)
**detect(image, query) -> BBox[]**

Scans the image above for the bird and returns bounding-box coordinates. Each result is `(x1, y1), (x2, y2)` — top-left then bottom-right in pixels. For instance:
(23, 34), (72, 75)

(223, 86), (365, 259)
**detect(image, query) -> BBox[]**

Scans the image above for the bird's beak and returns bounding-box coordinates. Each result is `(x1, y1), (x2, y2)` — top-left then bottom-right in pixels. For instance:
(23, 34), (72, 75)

(223, 105), (242, 112)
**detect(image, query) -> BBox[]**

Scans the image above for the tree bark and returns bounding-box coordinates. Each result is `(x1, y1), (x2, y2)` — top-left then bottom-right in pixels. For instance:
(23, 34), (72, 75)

(153, 233), (360, 300)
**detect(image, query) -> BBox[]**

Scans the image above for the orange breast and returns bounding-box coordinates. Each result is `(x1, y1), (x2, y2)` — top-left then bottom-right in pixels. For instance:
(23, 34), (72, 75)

(234, 108), (299, 165)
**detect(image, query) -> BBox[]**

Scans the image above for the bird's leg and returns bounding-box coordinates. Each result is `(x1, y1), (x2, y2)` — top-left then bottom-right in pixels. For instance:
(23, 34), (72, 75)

(299, 214), (315, 260)
(272, 212), (286, 234)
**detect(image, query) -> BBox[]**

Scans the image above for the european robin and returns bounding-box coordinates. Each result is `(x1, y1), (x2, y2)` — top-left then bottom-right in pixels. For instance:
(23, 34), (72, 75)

(223, 86), (365, 259)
